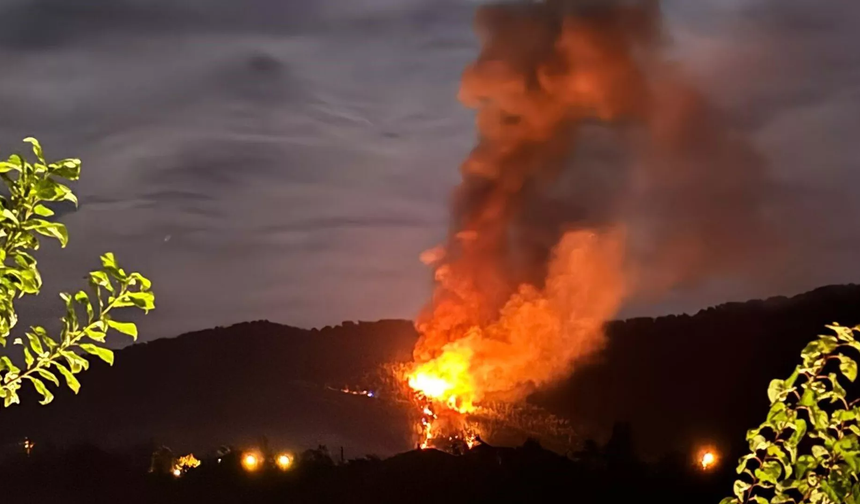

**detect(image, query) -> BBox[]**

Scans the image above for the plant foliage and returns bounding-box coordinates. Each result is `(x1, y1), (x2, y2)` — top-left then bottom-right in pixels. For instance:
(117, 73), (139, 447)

(722, 324), (860, 504)
(0, 138), (154, 408)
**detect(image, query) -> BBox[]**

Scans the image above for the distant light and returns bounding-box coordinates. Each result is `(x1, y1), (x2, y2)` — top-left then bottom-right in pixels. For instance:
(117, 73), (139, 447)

(242, 453), (260, 472)
(367, 391), (374, 398)
(700, 450), (718, 470)
(172, 468), (181, 477)
(276, 453), (293, 471)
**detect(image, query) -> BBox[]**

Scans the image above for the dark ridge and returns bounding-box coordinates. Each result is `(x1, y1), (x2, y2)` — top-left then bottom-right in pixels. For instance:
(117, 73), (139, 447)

(1, 285), (858, 461)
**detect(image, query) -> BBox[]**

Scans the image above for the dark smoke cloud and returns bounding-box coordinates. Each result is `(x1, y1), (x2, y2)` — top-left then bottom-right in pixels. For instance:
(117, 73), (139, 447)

(439, 0), (781, 313)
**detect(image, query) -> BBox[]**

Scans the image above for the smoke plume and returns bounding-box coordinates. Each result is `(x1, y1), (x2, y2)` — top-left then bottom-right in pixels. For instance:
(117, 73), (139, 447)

(409, 0), (775, 410)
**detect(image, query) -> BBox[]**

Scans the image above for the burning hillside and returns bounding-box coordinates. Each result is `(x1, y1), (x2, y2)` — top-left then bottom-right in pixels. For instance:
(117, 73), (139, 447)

(403, 0), (774, 449)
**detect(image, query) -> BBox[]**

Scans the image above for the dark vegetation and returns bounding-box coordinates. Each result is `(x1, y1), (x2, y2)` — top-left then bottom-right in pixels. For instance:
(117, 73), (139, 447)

(0, 432), (728, 504)
(0, 284), (858, 502)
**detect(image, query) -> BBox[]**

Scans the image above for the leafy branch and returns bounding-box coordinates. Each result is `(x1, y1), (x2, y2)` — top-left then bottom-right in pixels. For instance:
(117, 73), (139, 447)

(721, 324), (860, 504)
(0, 138), (154, 408)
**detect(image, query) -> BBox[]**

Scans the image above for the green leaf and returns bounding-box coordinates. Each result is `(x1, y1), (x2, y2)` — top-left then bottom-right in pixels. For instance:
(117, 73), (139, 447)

(733, 480), (751, 501)
(829, 323), (855, 342)
(0, 356), (20, 375)
(79, 344), (114, 365)
(840, 355), (858, 382)
(129, 272), (152, 290)
(23, 137), (44, 162)
(23, 347), (33, 367)
(812, 407), (829, 431)
(50, 158), (81, 180)
(36, 368), (59, 386)
(736, 453), (756, 474)
(89, 270), (114, 292)
(4, 389), (20, 407)
(788, 419), (807, 462)
(29, 377), (53, 405)
(812, 445), (830, 461)
(718, 498), (739, 504)
(801, 340), (823, 362)
(752, 497), (768, 504)
(749, 433), (768, 452)
(24, 219), (69, 247)
(1, 208), (19, 225)
(101, 252), (118, 270)
(54, 363), (80, 394)
(0, 154), (22, 172)
(821, 479), (844, 503)
(768, 379), (788, 404)
(844, 450), (860, 474)
(61, 350), (88, 373)
(127, 291), (155, 312)
(84, 325), (106, 343)
(107, 320), (137, 340)
(75, 290), (93, 322)
(26, 331), (43, 355)
(785, 367), (801, 387)
(800, 387), (817, 407)
(32, 204), (54, 217)
(755, 460), (782, 485)
(35, 179), (77, 205)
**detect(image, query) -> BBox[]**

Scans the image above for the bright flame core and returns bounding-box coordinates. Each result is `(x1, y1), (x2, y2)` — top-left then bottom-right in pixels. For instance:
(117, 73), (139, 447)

(408, 374), (453, 401)
(407, 345), (476, 415)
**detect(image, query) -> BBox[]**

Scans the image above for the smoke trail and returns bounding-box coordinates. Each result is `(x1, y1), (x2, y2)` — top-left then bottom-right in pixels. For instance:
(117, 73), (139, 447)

(408, 0), (775, 411)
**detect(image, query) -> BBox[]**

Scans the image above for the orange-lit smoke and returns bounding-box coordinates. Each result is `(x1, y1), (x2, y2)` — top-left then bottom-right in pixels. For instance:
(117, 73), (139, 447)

(407, 0), (773, 446)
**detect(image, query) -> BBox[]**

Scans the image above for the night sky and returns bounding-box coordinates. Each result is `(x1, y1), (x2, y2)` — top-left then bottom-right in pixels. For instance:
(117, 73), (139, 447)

(0, 0), (858, 343)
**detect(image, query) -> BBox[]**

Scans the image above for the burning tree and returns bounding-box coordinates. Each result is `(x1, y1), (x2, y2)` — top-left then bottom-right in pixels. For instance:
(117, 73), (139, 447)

(0, 138), (155, 408)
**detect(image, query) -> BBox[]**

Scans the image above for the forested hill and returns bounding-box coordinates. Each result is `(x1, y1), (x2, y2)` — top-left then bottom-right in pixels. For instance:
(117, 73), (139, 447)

(2, 285), (858, 460)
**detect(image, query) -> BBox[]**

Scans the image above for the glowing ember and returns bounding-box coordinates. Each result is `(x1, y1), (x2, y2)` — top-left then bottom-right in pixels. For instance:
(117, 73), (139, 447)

(242, 453), (260, 472)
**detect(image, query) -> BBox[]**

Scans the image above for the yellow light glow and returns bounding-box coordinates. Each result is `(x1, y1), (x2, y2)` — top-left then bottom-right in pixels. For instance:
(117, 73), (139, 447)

(242, 453), (260, 471)
(276, 453), (293, 470)
(172, 468), (181, 477)
(700, 450), (718, 470)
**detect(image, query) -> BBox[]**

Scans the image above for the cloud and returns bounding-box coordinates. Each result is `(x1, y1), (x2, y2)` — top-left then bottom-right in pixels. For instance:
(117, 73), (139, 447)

(0, 0), (858, 341)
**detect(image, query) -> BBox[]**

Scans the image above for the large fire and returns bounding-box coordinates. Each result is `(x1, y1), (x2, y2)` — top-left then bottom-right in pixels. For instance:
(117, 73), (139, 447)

(406, 230), (625, 449)
(403, 0), (771, 451)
